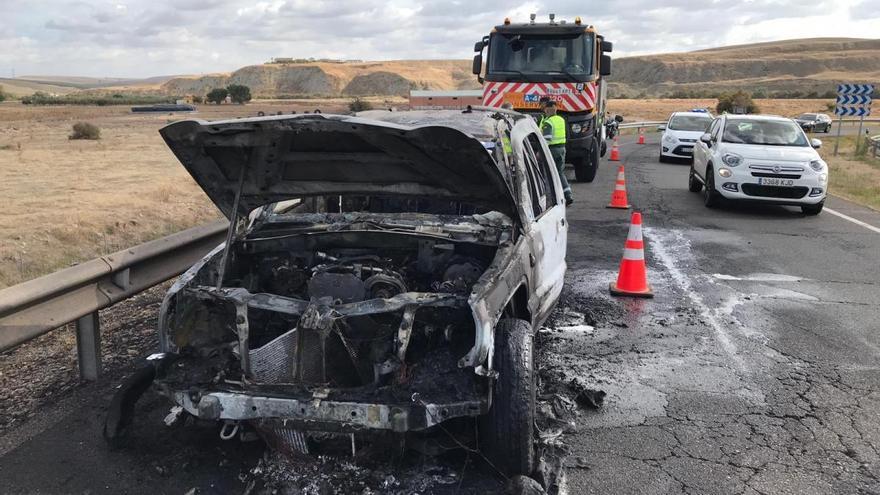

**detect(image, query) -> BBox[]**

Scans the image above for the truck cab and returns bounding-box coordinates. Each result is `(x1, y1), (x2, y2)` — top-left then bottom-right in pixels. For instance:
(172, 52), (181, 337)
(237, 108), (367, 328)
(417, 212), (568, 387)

(473, 14), (613, 182)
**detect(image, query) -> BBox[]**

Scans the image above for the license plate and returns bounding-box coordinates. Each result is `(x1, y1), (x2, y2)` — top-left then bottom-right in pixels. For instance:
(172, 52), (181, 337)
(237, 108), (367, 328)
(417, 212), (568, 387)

(759, 177), (795, 186)
(680, 146), (693, 152)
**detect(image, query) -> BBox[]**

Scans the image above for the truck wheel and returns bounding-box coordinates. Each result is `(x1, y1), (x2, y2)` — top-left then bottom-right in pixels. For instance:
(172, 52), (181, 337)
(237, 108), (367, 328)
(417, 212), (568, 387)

(478, 318), (535, 477)
(574, 142), (599, 183)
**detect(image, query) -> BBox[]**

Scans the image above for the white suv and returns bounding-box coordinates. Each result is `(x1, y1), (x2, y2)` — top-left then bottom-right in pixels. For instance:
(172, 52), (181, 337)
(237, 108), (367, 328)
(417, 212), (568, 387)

(691, 114), (828, 215)
(659, 111), (714, 162)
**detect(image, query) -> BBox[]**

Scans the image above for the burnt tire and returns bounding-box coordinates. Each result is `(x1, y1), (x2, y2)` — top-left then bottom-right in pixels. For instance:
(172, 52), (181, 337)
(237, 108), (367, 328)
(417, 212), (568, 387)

(574, 141), (599, 183)
(479, 318), (535, 477)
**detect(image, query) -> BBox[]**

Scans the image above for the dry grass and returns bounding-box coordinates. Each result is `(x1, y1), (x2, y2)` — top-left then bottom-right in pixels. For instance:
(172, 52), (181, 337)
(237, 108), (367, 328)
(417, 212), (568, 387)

(818, 136), (880, 210)
(0, 100), (354, 288)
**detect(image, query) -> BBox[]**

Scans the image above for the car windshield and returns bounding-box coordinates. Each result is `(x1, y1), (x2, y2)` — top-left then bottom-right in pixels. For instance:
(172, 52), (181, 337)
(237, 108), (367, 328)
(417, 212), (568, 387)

(722, 119), (809, 146)
(798, 114), (818, 120)
(668, 115), (712, 132)
(488, 33), (594, 77)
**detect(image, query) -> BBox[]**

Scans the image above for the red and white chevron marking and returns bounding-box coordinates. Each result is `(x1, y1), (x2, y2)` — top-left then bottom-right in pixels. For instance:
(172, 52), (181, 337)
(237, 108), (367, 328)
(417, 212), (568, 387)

(482, 81), (598, 112)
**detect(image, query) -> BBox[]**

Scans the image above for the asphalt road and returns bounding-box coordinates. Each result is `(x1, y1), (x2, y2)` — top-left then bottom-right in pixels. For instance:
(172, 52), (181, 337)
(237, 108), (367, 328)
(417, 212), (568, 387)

(553, 135), (880, 494)
(2, 134), (880, 494)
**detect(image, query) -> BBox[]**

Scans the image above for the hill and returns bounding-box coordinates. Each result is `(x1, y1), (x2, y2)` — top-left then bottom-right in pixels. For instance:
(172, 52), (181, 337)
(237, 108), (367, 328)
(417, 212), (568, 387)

(610, 38), (880, 97)
(160, 60), (479, 97)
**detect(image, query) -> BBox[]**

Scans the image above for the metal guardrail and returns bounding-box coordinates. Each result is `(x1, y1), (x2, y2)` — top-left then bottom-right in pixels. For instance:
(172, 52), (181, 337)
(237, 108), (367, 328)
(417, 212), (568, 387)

(618, 121), (665, 130)
(0, 220), (228, 380)
(867, 135), (880, 158)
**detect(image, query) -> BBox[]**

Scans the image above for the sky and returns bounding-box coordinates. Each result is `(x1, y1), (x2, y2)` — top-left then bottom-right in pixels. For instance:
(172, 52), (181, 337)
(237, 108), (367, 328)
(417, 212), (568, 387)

(1, 0), (879, 78)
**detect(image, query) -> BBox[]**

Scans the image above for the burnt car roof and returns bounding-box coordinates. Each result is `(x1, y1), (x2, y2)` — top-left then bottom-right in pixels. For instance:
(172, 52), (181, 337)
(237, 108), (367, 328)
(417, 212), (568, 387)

(160, 113), (518, 220)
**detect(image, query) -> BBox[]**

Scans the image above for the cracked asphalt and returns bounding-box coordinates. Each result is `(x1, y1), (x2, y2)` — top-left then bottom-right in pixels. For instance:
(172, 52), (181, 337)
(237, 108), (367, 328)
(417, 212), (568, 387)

(1, 133), (880, 494)
(548, 135), (880, 494)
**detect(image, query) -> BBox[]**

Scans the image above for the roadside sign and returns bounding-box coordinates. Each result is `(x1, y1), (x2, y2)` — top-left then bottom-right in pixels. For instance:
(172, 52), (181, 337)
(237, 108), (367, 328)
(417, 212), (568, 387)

(836, 94), (872, 105)
(835, 106), (871, 117)
(837, 84), (874, 95)
(833, 83), (874, 156)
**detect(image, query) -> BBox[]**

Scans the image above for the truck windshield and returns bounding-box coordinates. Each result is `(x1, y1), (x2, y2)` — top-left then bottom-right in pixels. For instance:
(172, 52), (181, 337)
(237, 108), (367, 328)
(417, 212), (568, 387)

(488, 33), (594, 78)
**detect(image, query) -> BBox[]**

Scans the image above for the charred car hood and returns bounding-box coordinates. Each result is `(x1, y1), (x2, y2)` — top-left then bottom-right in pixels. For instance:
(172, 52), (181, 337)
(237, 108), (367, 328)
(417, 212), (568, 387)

(160, 114), (517, 220)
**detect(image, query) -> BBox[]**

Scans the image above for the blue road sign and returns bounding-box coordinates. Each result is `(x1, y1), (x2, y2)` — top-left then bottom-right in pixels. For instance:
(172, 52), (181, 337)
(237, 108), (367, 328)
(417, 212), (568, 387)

(837, 84), (875, 96)
(836, 94), (872, 105)
(834, 105), (871, 117)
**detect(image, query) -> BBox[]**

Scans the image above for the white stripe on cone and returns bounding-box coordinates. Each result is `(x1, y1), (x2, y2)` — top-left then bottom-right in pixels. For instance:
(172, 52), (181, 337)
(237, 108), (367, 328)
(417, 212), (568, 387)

(623, 248), (645, 260)
(627, 224), (643, 240)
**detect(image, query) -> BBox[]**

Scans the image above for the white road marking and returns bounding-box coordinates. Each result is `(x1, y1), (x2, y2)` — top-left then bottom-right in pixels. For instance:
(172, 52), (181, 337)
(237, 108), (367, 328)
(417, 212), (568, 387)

(712, 273), (807, 282)
(647, 228), (746, 371)
(825, 207), (880, 234)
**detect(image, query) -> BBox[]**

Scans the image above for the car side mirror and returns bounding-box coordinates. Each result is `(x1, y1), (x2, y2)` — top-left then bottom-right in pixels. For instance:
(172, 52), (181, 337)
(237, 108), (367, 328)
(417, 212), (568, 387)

(700, 133), (712, 146)
(657, 125), (666, 132)
(614, 114), (623, 123)
(811, 138), (822, 149)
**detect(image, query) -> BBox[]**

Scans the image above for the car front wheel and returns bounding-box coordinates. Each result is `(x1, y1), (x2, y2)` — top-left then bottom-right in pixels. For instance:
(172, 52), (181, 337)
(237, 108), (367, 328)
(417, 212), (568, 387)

(688, 166), (703, 192)
(478, 318), (535, 477)
(704, 166), (720, 208)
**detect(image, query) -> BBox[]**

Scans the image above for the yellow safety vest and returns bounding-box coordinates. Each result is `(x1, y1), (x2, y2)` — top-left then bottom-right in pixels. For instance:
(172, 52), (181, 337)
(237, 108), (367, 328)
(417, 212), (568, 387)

(540, 115), (566, 146)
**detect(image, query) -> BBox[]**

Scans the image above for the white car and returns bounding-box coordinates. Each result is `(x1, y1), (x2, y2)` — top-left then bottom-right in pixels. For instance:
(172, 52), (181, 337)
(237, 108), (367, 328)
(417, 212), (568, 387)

(658, 111), (714, 162)
(690, 114), (828, 215)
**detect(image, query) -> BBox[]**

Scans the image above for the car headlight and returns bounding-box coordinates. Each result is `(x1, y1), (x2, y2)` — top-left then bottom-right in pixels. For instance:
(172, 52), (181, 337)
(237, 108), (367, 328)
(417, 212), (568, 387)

(721, 152), (743, 167)
(570, 123), (582, 134)
(663, 134), (676, 144)
(809, 159), (826, 172)
(819, 173), (828, 185)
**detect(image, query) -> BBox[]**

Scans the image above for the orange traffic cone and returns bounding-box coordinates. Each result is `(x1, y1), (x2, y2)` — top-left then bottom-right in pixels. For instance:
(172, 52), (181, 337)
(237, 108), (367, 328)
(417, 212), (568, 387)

(610, 212), (653, 298)
(609, 137), (620, 161)
(637, 128), (645, 145)
(606, 165), (631, 209)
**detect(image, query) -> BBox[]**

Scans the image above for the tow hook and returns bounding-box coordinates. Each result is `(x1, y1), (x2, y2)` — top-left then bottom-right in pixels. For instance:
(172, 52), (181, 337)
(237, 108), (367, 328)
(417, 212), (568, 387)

(219, 420), (240, 440)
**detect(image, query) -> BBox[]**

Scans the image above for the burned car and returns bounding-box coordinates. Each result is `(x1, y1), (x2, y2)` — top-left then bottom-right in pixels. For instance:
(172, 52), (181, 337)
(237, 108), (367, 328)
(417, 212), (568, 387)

(104, 109), (567, 476)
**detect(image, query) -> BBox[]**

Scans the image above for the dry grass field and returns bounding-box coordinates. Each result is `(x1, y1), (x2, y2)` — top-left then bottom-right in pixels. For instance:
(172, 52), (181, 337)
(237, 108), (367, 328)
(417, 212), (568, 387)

(0, 97), (875, 289)
(0, 99), (380, 288)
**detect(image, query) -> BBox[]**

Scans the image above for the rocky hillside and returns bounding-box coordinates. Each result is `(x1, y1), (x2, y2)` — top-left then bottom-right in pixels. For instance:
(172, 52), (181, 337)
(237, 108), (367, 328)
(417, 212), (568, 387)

(158, 38), (880, 99)
(161, 60), (479, 97)
(610, 38), (880, 97)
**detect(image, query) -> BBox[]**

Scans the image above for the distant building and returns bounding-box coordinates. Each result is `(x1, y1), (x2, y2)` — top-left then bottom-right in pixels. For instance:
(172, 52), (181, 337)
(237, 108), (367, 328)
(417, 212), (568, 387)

(409, 90), (483, 110)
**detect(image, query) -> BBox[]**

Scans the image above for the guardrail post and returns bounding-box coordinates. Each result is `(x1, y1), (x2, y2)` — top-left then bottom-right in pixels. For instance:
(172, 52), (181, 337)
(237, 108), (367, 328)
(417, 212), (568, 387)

(75, 311), (101, 380)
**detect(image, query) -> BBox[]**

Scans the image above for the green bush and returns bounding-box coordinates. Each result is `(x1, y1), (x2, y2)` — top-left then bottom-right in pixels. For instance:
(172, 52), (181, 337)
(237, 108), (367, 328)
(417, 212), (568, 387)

(348, 98), (373, 112)
(69, 122), (101, 140)
(0, 85), (6, 103)
(21, 92), (176, 106)
(226, 84), (252, 104)
(206, 88), (228, 104)
(716, 90), (759, 114)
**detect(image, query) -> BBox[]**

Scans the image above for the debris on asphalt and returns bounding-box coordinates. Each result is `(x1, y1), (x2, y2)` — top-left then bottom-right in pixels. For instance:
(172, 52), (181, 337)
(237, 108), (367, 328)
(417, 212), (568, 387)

(573, 386), (606, 409)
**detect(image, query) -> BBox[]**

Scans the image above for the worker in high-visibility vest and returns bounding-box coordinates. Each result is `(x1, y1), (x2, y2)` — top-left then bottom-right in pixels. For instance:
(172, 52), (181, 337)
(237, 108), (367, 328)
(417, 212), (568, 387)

(539, 99), (572, 205)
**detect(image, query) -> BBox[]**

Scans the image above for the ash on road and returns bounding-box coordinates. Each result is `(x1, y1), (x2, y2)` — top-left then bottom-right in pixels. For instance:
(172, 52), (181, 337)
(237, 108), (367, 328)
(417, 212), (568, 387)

(2, 135), (880, 494)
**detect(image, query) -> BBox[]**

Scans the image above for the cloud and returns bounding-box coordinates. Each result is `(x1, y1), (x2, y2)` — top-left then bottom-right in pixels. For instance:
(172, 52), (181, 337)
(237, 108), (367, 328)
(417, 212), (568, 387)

(1, 0), (875, 77)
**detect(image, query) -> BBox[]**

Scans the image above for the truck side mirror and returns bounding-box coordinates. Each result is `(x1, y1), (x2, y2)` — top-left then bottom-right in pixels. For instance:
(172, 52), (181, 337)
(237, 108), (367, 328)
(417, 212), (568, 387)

(601, 40), (613, 52)
(614, 114), (624, 123)
(472, 54), (483, 79)
(600, 54), (612, 76)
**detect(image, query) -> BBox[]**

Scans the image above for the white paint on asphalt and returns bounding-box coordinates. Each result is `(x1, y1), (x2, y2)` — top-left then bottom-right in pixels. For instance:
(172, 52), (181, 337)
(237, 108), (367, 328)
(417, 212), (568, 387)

(825, 207), (880, 234)
(713, 273), (806, 282)
(647, 228), (746, 371)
